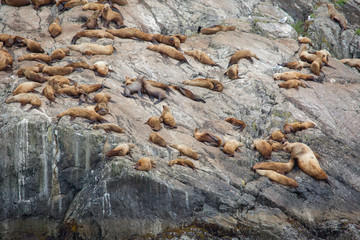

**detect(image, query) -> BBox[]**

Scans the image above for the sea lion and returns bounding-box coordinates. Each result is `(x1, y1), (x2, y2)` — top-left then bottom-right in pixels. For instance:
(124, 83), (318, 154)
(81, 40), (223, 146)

(106, 143), (134, 157)
(5, 93), (42, 107)
(273, 71), (315, 81)
(65, 61), (95, 70)
(278, 79), (307, 89)
(82, 10), (101, 29)
(18, 53), (51, 64)
(82, 2), (103, 10)
(340, 58), (360, 70)
(122, 76), (143, 99)
(225, 117), (246, 131)
(267, 139), (284, 151)
(169, 144), (198, 160)
(1, 0), (30, 6)
(62, 0), (87, 10)
(12, 82), (42, 95)
(198, 25), (236, 35)
(98, 0), (127, 6)
(17, 63), (45, 77)
(252, 157), (295, 174)
(68, 43), (114, 55)
(310, 51), (326, 75)
(57, 107), (107, 123)
(169, 86), (206, 103)
(147, 44), (188, 64)
(282, 60), (310, 70)
(50, 48), (70, 61)
(142, 78), (167, 104)
(299, 44), (316, 63)
(93, 123), (125, 133)
(184, 49), (220, 67)
(297, 36), (312, 46)
(134, 157), (156, 171)
(93, 61), (110, 76)
(168, 158), (196, 170)
(222, 139), (243, 156)
(153, 34), (181, 49)
(145, 116), (162, 131)
(45, 75), (72, 88)
(327, 3), (347, 30)
(0, 45), (13, 71)
(173, 34), (187, 43)
(194, 128), (222, 147)
(0, 33), (18, 47)
(79, 83), (106, 94)
(224, 64), (239, 79)
(57, 85), (84, 97)
(30, 0), (55, 10)
(283, 121), (316, 134)
(253, 139), (272, 159)
(42, 66), (74, 76)
(106, 28), (154, 41)
(182, 78), (214, 91)
(20, 37), (44, 52)
(143, 79), (174, 95)
(255, 169), (298, 187)
(93, 92), (111, 115)
(42, 83), (56, 102)
(160, 105), (176, 128)
(100, 3), (125, 28)
(269, 130), (287, 143)
(149, 132), (167, 148)
(48, 17), (62, 38)
(23, 70), (47, 83)
(228, 49), (259, 67)
(71, 30), (114, 44)
(284, 142), (329, 181)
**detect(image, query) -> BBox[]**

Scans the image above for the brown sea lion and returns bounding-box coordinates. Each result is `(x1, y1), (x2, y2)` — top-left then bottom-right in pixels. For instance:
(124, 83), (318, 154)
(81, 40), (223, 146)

(252, 158), (295, 174)
(71, 30), (114, 44)
(169, 86), (206, 103)
(0, 44), (13, 71)
(160, 105), (176, 128)
(48, 17), (62, 38)
(184, 49), (220, 67)
(5, 93), (42, 107)
(68, 43), (114, 55)
(149, 132), (167, 148)
(182, 78), (214, 90)
(0, 34), (17, 47)
(198, 25), (236, 35)
(168, 158), (196, 170)
(42, 83), (56, 102)
(255, 169), (298, 187)
(1, 0), (30, 7)
(79, 83), (106, 94)
(20, 37), (44, 52)
(169, 144), (198, 160)
(173, 34), (187, 43)
(106, 28), (154, 41)
(18, 53), (51, 64)
(283, 121), (316, 134)
(194, 128), (222, 147)
(310, 51), (326, 75)
(273, 71), (315, 81)
(267, 140), (284, 151)
(134, 157), (156, 171)
(82, 2), (103, 10)
(269, 130), (287, 143)
(106, 143), (134, 157)
(327, 3), (347, 30)
(82, 10), (101, 29)
(222, 139), (242, 156)
(93, 92), (111, 115)
(299, 44), (316, 63)
(340, 58), (360, 70)
(50, 48), (70, 61)
(65, 61), (95, 70)
(30, 0), (55, 10)
(147, 44), (188, 64)
(145, 116), (162, 131)
(100, 3), (125, 28)
(23, 70), (47, 83)
(228, 49), (259, 67)
(12, 82), (42, 95)
(297, 36), (312, 46)
(253, 139), (272, 159)
(57, 85), (83, 97)
(278, 79), (307, 89)
(93, 123), (125, 133)
(225, 117), (246, 131)
(62, 0), (87, 10)
(93, 61), (110, 76)
(282, 60), (310, 70)
(142, 78), (167, 104)
(143, 79), (174, 95)
(17, 63), (45, 77)
(57, 107), (107, 123)
(153, 34), (181, 49)
(284, 142), (329, 181)
(45, 75), (72, 88)
(42, 66), (74, 76)
(224, 64), (239, 79)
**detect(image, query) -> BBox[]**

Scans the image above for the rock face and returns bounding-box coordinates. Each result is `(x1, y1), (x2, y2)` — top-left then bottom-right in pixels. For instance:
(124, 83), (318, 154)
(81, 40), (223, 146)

(0, 0), (360, 239)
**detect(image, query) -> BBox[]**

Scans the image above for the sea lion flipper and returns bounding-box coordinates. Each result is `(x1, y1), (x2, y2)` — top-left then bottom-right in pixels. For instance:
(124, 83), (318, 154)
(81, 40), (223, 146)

(153, 98), (161, 105)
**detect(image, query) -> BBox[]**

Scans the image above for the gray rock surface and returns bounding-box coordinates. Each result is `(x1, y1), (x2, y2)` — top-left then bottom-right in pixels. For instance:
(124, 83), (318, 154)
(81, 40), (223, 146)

(0, 0), (360, 239)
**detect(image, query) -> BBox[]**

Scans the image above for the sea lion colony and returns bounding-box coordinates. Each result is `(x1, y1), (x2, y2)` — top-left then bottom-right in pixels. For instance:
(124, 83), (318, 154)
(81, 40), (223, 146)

(1, 2), (354, 185)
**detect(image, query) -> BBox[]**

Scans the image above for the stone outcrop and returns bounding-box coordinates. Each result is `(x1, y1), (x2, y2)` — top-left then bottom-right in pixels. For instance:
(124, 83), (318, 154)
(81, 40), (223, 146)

(0, 0), (360, 239)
